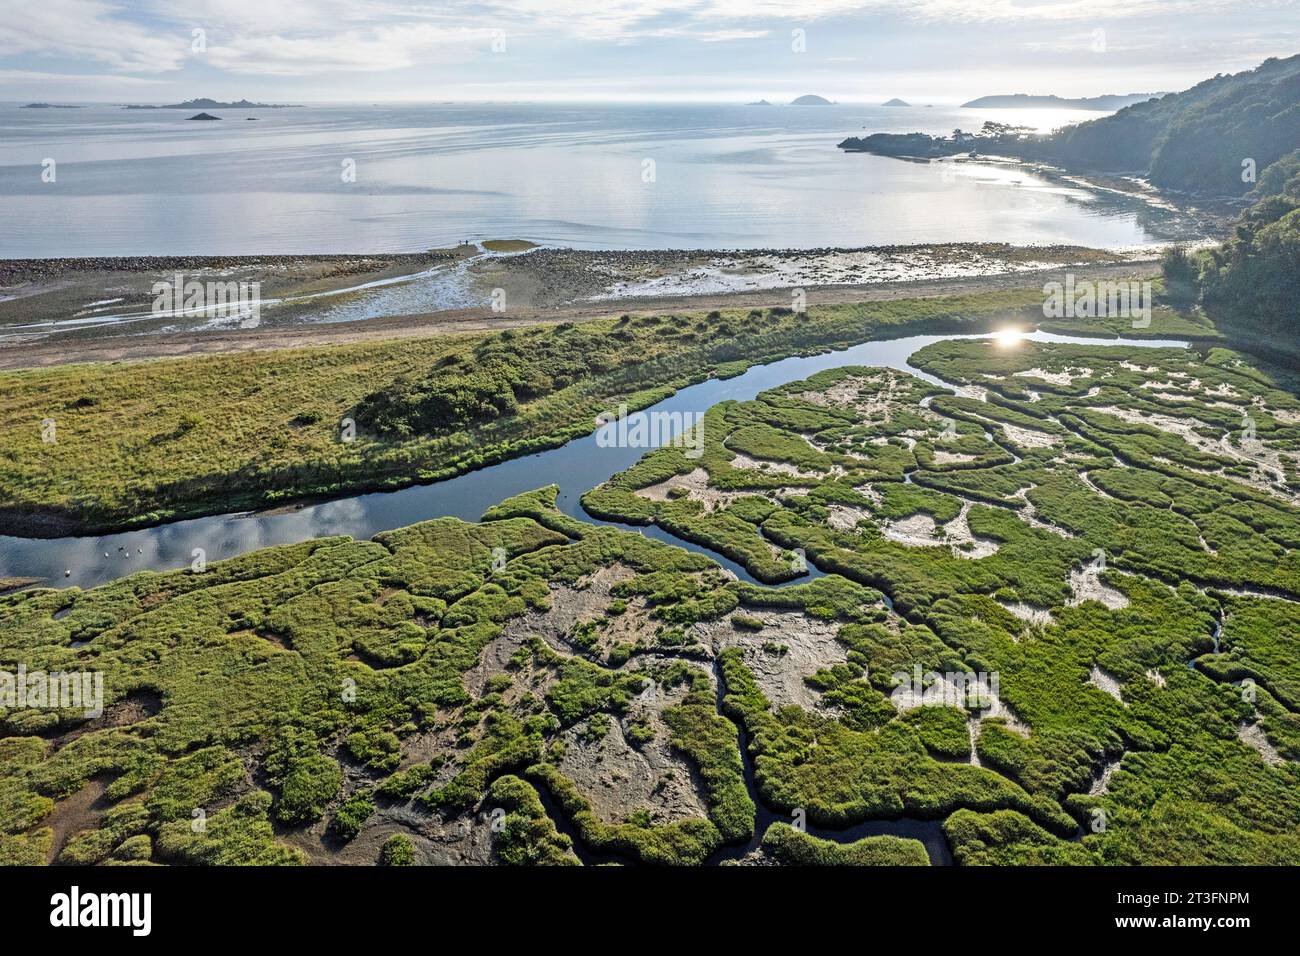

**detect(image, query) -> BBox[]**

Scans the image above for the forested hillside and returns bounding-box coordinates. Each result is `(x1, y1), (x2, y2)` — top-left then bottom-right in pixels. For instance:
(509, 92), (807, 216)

(1177, 148), (1300, 342)
(840, 55), (1300, 199)
(1033, 54), (1300, 195)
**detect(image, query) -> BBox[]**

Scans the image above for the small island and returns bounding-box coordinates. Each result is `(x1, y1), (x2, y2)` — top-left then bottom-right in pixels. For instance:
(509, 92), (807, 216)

(839, 121), (1036, 158)
(962, 92), (1162, 110)
(126, 98), (301, 110)
(21, 103), (81, 109)
(746, 99), (773, 106)
(790, 94), (833, 106)
(881, 98), (911, 107)
(186, 112), (222, 121)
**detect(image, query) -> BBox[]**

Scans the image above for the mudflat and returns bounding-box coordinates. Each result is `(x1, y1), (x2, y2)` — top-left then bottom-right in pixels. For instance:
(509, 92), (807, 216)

(0, 250), (1160, 371)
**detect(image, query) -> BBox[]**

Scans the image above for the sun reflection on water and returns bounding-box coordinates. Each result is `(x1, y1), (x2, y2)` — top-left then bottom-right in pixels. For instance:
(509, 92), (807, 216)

(993, 327), (1026, 348)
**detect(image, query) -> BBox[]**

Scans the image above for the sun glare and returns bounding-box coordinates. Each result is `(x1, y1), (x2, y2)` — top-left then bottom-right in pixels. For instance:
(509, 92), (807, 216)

(993, 327), (1025, 348)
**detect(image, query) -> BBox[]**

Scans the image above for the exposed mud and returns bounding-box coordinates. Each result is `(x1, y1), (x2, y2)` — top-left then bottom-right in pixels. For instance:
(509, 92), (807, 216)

(1010, 486), (1074, 538)
(1000, 601), (1057, 627)
(1088, 665), (1125, 703)
(565, 245), (1141, 303)
(50, 689), (163, 748)
(932, 450), (979, 466)
(1076, 471), (1115, 499)
(556, 683), (709, 826)
(943, 503), (1001, 559)
(997, 422), (1063, 449)
(1094, 404), (1297, 505)
(36, 776), (110, 864)
(1068, 567), (1130, 610)
(1237, 722), (1288, 767)
(1014, 366), (1093, 386)
(881, 503), (1000, 559)
(892, 676), (1031, 740)
(796, 370), (910, 423)
(0, 259), (1168, 371)
(286, 803), (497, 866)
(1089, 757), (1123, 796)
(882, 513), (941, 546)
(710, 610), (848, 713)
(229, 627), (292, 651)
(729, 452), (829, 480)
(635, 467), (800, 512)
(494, 563), (647, 659)
(827, 504), (873, 532)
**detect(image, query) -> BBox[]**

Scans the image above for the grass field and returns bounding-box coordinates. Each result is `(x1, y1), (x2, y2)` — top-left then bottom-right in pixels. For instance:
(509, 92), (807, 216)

(4, 322), (1298, 867)
(0, 284), (1216, 535)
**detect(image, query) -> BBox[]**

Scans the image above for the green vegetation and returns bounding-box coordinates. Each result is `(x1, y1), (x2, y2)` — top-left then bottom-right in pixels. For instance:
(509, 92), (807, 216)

(578, 339), (1300, 863)
(2, 285), (1192, 536)
(1035, 54), (1300, 196)
(486, 775), (579, 865)
(1192, 149), (1300, 344)
(379, 834), (415, 866)
(3, 301), (1299, 868)
(842, 54), (1300, 198)
(331, 791), (376, 841)
(760, 822), (929, 866)
(480, 239), (539, 253)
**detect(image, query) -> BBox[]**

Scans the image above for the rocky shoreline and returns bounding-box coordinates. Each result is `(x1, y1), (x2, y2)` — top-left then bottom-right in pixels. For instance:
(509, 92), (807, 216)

(0, 242), (1172, 355)
(0, 241), (1129, 281)
(0, 251), (458, 286)
(0, 240), (1170, 356)
(467, 242), (1156, 310)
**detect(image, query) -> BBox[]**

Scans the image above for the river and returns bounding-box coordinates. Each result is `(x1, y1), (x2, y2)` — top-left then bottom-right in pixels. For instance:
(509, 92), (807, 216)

(2, 326), (1192, 865)
(0, 329), (1189, 590)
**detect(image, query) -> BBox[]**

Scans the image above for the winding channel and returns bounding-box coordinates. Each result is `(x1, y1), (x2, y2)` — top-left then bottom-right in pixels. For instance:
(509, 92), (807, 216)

(2, 327), (1192, 865)
(0, 330), (1189, 591)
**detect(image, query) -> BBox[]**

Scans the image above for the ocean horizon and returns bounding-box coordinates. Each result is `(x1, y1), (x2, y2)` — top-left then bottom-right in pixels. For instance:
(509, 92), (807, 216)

(0, 101), (1201, 258)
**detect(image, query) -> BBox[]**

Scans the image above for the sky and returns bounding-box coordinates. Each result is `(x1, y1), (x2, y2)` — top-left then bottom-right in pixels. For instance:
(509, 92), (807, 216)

(1, 0), (1297, 104)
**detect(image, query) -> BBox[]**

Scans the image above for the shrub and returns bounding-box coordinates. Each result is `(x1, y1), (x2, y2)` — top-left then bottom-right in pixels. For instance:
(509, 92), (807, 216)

(379, 834), (416, 866)
(275, 755), (342, 825)
(330, 791), (376, 842)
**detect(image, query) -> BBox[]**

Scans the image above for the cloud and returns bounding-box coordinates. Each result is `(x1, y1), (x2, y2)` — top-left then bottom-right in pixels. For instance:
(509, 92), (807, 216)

(206, 24), (498, 75)
(696, 0), (1292, 23)
(0, 68), (166, 87)
(642, 27), (772, 42)
(0, 0), (1292, 87)
(0, 0), (190, 72)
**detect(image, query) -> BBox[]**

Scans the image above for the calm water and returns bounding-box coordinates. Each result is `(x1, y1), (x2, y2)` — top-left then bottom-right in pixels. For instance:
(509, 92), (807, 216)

(0, 330), (1190, 590)
(0, 102), (1195, 257)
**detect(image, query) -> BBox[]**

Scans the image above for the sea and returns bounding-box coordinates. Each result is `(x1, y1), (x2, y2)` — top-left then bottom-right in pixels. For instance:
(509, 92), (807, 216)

(0, 101), (1199, 258)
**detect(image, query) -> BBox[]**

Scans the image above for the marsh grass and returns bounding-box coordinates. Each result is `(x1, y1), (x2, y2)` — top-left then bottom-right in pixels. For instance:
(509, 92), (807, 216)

(0, 287), (1201, 535)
